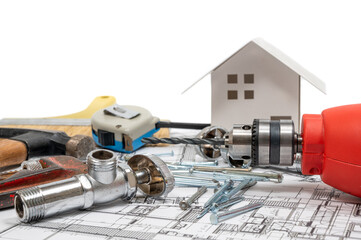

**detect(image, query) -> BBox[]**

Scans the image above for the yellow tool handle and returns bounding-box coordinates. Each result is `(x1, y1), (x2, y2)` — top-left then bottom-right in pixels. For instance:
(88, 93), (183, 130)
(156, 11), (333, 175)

(49, 96), (116, 119)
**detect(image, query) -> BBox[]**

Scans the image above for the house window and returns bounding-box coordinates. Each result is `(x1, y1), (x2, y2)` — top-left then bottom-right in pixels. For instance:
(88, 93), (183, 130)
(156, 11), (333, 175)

(244, 74), (254, 84)
(228, 90), (238, 100)
(271, 116), (292, 120)
(227, 74), (238, 84)
(244, 90), (254, 99)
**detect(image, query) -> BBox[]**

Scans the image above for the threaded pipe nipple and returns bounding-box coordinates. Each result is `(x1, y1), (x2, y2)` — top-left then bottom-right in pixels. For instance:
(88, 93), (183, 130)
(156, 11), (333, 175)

(87, 149), (117, 184)
(15, 186), (45, 223)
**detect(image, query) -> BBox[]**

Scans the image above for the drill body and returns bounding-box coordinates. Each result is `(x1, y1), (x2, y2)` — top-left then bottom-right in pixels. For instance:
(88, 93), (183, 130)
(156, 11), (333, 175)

(215, 104), (361, 198)
(302, 104), (361, 197)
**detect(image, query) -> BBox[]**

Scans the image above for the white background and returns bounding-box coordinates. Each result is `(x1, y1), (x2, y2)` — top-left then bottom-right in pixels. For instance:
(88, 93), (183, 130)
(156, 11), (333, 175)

(1, 0), (361, 124)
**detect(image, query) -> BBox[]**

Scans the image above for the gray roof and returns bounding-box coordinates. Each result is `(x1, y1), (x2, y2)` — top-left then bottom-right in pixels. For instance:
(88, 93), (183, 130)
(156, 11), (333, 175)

(183, 38), (326, 94)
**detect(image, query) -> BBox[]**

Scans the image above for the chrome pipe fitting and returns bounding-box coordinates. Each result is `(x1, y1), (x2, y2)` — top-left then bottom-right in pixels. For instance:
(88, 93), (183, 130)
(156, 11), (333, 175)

(87, 149), (117, 184)
(15, 151), (174, 223)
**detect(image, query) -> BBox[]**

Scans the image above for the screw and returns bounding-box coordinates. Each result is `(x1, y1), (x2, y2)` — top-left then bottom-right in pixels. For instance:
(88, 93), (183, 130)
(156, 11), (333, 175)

(174, 170), (270, 183)
(210, 196), (245, 213)
(192, 166), (251, 172)
(177, 183), (219, 189)
(218, 179), (253, 203)
(156, 150), (175, 157)
(210, 202), (263, 225)
(191, 168), (283, 183)
(196, 181), (233, 219)
(186, 170), (282, 183)
(179, 161), (218, 167)
(175, 180), (220, 189)
(174, 176), (221, 188)
(179, 186), (207, 210)
(174, 174), (221, 184)
(197, 180), (256, 219)
(197, 205), (212, 219)
(170, 165), (282, 183)
(203, 180), (234, 208)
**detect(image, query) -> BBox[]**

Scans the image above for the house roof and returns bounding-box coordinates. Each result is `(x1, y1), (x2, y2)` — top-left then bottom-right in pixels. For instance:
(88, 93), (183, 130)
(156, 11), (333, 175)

(182, 38), (326, 94)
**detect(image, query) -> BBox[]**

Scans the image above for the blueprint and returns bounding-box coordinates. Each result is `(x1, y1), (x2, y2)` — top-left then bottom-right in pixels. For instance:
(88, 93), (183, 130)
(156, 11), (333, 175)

(1, 129), (361, 240)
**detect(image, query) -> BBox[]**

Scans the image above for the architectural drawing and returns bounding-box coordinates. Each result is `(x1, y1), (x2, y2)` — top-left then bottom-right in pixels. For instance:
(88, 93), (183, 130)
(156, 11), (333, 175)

(183, 38), (326, 130)
(2, 171), (361, 240)
(1, 129), (361, 239)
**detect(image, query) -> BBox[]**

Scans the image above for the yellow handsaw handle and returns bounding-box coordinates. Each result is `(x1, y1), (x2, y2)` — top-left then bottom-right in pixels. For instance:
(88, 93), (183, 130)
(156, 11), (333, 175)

(49, 96), (116, 119)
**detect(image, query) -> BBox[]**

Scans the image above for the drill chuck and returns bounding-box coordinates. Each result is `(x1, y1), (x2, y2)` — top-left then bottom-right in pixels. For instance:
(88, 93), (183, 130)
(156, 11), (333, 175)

(142, 119), (300, 168)
(251, 119), (296, 166)
(222, 119), (297, 167)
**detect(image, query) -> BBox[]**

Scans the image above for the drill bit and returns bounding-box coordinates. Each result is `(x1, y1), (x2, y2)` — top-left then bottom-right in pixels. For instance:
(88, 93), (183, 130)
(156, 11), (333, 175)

(141, 137), (225, 145)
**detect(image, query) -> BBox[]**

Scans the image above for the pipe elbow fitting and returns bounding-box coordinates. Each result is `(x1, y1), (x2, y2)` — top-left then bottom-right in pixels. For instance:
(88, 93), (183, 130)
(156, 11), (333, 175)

(14, 150), (174, 223)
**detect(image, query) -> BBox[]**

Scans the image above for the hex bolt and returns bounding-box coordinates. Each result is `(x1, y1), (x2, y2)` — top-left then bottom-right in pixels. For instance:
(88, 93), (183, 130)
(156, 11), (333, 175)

(210, 202), (263, 225)
(204, 180), (234, 208)
(179, 186), (207, 210)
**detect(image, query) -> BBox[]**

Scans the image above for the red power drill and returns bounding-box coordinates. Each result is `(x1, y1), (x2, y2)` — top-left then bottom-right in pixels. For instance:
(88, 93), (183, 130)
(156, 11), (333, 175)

(143, 104), (361, 198)
(231, 103), (361, 198)
(300, 104), (361, 197)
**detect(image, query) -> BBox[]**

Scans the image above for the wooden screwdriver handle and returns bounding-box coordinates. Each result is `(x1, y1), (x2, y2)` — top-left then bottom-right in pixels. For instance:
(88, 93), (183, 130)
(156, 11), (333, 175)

(0, 139), (28, 168)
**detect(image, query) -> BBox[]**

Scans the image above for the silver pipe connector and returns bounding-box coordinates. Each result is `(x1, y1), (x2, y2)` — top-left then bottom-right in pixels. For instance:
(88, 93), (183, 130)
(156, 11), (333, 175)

(87, 149), (117, 184)
(15, 151), (174, 223)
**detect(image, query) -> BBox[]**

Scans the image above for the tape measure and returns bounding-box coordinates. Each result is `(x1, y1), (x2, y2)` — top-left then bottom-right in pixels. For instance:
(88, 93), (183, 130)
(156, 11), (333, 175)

(91, 104), (210, 153)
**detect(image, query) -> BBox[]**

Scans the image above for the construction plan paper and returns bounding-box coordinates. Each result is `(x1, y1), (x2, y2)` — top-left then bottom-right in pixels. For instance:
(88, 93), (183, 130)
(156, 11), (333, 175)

(1, 129), (361, 240)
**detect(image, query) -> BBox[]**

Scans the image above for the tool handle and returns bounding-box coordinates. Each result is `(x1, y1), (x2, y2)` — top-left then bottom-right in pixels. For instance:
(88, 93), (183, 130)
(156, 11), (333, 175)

(0, 139), (28, 168)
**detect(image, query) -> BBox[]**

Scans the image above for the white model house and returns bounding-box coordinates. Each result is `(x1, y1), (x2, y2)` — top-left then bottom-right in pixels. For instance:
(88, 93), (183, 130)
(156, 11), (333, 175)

(183, 38), (326, 130)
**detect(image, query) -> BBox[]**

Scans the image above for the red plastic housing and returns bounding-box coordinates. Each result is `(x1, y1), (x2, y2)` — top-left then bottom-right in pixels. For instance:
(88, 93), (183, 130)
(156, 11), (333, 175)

(302, 104), (361, 197)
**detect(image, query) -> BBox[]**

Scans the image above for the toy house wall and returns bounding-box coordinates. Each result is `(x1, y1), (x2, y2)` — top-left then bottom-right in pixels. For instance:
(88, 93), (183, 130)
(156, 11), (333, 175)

(211, 42), (300, 130)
